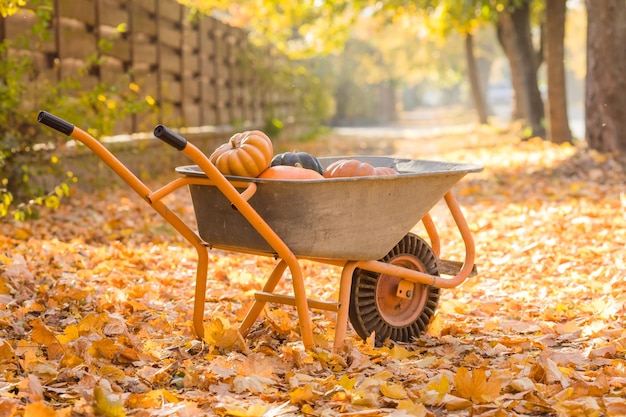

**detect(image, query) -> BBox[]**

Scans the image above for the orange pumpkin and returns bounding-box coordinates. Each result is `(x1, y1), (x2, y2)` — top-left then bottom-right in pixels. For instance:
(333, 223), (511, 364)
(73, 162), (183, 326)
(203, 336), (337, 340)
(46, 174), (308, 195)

(209, 130), (273, 177)
(258, 165), (324, 180)
(323, 159), (376, 178)
(374, 166), (398, 176)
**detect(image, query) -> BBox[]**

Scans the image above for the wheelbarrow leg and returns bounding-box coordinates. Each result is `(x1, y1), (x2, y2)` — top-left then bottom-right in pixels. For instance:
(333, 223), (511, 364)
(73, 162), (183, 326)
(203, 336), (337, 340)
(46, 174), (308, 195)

(333, 261), (358, 353)
(192, 248), (209, 339)
(239, 260), (288, 336)
(289, 261), (314, 349)
(239, 259), (314, 350)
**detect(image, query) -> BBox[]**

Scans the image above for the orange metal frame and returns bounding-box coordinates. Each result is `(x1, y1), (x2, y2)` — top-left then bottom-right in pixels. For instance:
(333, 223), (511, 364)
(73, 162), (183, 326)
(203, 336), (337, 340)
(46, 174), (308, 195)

(58, 122), (476, 353)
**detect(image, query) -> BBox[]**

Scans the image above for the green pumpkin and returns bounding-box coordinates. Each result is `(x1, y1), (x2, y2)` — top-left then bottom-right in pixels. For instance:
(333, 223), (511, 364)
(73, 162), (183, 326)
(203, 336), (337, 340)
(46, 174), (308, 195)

(270, 151), (324, 175)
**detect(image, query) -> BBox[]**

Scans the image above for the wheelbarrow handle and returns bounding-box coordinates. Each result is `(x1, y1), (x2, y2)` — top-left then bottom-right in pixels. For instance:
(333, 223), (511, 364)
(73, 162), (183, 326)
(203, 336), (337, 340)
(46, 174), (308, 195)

(154, 125), (187, 151)
(37, 111), (74, 136)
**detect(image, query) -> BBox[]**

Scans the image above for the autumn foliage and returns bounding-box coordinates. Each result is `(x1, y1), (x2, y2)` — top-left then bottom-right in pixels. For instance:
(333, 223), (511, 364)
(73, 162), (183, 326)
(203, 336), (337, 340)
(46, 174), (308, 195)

(1, 130), (625, 416)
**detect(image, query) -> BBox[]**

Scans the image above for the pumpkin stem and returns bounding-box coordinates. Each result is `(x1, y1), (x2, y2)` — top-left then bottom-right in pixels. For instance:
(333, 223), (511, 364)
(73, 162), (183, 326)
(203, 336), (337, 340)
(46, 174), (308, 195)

(294, 162), (303, 168)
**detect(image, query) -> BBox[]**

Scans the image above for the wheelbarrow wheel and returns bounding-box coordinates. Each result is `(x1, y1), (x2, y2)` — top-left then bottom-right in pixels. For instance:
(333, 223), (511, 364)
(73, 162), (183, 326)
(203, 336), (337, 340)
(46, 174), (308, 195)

(348, 233), (440, 346)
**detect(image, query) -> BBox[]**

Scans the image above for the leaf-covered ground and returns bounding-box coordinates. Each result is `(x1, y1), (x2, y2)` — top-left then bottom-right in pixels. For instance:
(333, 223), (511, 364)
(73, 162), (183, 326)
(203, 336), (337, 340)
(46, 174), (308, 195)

(1, 127), (625, 416)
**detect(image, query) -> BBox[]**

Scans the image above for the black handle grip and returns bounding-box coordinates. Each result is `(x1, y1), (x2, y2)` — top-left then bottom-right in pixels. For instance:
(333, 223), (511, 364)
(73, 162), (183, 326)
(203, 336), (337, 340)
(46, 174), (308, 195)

(37, 111), (74, 136)
(153, 125), (187, 151)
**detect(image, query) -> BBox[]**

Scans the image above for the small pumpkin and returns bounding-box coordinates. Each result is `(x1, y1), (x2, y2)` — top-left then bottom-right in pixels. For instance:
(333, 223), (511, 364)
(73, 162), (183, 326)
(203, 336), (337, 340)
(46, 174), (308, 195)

(374, 166), (398, 176)
(323, 159), (376, 178)
(209, 130), (273, 177)
(270, 151), (324, 175)
(258, 165), (324, 180)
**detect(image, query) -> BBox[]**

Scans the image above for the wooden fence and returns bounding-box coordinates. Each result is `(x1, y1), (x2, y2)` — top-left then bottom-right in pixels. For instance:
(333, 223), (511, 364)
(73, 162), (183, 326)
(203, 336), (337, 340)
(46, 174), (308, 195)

(0, 0), (298, 134)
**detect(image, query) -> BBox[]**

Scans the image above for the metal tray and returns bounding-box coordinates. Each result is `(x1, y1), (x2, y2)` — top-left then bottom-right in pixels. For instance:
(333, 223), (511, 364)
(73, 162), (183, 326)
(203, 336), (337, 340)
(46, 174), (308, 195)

(176, 156), (482, 260)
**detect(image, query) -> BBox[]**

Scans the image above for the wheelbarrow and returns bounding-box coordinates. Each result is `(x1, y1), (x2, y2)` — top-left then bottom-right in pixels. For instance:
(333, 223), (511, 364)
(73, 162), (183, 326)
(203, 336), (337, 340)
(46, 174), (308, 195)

(37, 111), (483, 352)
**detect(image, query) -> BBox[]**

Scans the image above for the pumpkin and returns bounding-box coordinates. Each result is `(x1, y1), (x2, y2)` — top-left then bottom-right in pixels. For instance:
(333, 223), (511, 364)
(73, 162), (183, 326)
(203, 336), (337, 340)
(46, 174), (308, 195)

(270, 151), (324, 175)
(374, 166), (398, 176)
(258, 165), (324, 180)
(323, 159), (376, 178)
(209, 130), (273, 177)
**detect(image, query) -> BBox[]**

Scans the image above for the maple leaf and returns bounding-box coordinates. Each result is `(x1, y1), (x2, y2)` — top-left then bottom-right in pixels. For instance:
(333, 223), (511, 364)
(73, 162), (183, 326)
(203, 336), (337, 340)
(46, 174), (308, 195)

(453, 367), (502, 404)
(203, 317), (242, 351)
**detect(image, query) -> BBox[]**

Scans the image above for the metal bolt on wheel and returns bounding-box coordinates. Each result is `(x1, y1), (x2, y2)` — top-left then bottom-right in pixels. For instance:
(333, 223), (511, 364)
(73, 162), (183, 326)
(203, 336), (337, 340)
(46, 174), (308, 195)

(348, 233), (440, 346)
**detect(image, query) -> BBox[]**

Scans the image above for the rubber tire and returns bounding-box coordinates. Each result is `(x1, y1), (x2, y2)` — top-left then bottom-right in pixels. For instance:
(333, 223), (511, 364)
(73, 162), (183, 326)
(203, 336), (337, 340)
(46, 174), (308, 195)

(348, 233), (440, 346)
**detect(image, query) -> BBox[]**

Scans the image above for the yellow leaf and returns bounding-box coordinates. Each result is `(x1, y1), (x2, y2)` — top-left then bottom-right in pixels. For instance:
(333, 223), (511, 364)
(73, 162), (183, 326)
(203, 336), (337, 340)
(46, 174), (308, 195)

(215, 403), (267, 417)
(203, 318), (240, 350)
(426, 312), (444, 337)
(453, 367), (501, 404)
(57, 325), (80, 344)
(389, 344), (414, 360)
(149, 389), (179, 403)
(338, 374), (357, 391)
(397, 399), (428, 414)
(24, 401), (56, 417)
(289, 383), (318, 404)
(93, 385), (126, 417)
(351, 389), (378, 407)
(426, 374), (450, 399)
(379, 381), (407, 400)
(44, 195), (60, 209)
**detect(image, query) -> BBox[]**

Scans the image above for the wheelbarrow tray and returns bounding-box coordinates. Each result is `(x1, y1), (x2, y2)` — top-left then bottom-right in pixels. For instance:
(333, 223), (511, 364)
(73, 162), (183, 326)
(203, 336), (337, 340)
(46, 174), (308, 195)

(176, 156), (481, 260)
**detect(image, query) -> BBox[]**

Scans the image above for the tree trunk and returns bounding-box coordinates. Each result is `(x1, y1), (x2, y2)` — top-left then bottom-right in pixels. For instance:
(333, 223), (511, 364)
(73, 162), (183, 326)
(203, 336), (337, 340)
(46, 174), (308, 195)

(585, 0), (626, 153)
(465, 33), (488, 124)
(545, 0), (572, 144)
(497, 0), (546, 138)
(496, 17), (523, 120)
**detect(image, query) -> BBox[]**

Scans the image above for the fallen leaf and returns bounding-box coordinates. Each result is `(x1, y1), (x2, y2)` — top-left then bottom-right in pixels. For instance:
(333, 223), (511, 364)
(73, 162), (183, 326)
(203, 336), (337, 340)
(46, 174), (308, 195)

(453, 367), (501, 404)
(380, 381), (408, 400)
(93, 384), (126, 417)
(23, 401), (56, 417)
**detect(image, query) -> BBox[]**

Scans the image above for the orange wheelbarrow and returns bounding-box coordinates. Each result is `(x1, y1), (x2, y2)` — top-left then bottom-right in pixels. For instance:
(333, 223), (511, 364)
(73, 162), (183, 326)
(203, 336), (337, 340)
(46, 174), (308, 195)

(38, 111), (482, 352)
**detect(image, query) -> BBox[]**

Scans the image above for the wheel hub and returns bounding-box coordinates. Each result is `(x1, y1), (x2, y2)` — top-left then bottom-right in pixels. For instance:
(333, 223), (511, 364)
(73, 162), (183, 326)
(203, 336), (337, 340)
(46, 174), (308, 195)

(375, 255), (428, 327)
